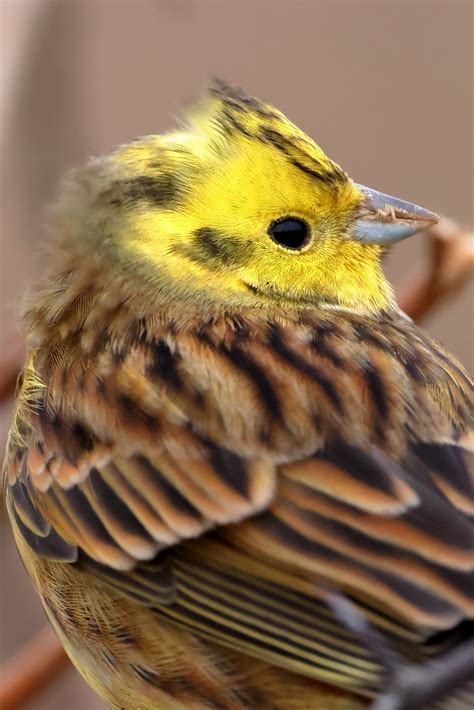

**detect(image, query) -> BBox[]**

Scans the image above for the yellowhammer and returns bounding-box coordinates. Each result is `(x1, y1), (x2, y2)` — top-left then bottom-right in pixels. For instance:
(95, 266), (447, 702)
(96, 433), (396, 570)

(4, 82), (473, 709)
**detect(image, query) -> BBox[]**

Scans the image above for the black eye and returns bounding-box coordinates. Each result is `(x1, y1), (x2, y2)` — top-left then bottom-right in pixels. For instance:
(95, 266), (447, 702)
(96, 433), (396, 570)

(267, 217), (310, 250)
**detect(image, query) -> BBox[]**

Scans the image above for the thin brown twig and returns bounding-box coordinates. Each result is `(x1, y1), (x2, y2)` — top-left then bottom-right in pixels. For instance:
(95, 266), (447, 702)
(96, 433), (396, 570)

(398, 218), (474, 322)
(0, 336), (25, 402)
(0, 625), (71, 709)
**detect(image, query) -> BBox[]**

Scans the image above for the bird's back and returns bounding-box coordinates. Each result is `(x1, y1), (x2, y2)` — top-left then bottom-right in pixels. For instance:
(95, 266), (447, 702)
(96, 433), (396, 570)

(5, 305), (473, 707)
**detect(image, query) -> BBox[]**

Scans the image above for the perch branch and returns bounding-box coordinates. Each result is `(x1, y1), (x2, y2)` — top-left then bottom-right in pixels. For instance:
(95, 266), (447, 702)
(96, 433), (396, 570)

(398, 218), (474, 322)
(0, 625), (70, 709)
(0, 335), (25, 401)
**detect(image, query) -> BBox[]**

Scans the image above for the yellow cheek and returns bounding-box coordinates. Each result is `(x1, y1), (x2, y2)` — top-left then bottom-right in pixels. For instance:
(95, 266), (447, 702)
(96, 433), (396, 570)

(237, 239), (391, 309)
(117, 210), (250, 302)
(124, 211), (196, 264)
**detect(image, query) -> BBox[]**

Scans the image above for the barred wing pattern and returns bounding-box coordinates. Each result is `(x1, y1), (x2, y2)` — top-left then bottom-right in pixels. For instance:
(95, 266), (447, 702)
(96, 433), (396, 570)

(6, 310), (474, 694)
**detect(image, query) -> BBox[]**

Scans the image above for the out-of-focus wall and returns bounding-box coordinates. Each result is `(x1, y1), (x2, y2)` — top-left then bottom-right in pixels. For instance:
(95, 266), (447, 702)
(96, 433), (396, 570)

(1, 1), (472, 708)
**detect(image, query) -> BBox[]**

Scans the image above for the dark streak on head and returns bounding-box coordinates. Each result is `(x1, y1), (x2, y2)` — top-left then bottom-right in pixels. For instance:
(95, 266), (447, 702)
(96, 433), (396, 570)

(221, 107), (254, 138)
(259, 126), (347, 185)
(289, 157), (332, 183)
(173, 227), (254, 269)
(211, 80), (278, 120)
(104, 174), (181, 209)
(212, 83), (347, 188)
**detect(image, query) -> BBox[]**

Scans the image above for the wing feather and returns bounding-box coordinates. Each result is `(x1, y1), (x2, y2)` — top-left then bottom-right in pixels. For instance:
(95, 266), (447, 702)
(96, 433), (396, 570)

(5, 310), (474, 696)
(7, 408), (275, 570)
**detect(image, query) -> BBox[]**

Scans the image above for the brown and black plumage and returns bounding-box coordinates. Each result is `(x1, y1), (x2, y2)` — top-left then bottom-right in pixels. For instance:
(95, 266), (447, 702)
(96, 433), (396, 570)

(4, 83), (473, 709)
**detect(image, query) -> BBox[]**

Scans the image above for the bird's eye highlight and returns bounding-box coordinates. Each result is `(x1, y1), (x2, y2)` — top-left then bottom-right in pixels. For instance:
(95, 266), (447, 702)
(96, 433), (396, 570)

(267, 217), (310, 251)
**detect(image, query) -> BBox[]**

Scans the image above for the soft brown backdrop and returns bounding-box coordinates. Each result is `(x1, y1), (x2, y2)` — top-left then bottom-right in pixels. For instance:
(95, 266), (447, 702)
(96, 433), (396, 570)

(1, 1), (472, 708)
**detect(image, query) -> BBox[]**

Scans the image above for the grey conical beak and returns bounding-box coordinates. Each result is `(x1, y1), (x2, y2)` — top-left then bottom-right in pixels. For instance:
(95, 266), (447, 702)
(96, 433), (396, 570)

(352, 183), (439, 244)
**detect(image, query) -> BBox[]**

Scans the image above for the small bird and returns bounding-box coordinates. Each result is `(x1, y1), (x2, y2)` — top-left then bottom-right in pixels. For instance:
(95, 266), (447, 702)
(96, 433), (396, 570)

(4, 81), (473, 709)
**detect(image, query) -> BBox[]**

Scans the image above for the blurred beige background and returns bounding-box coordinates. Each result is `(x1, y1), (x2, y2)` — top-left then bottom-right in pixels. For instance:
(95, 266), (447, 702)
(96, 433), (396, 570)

(1, 1), (472, 708)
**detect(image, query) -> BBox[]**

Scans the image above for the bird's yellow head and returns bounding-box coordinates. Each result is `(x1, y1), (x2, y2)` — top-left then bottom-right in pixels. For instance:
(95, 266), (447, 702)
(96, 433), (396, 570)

(56, 81), (437, 316)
